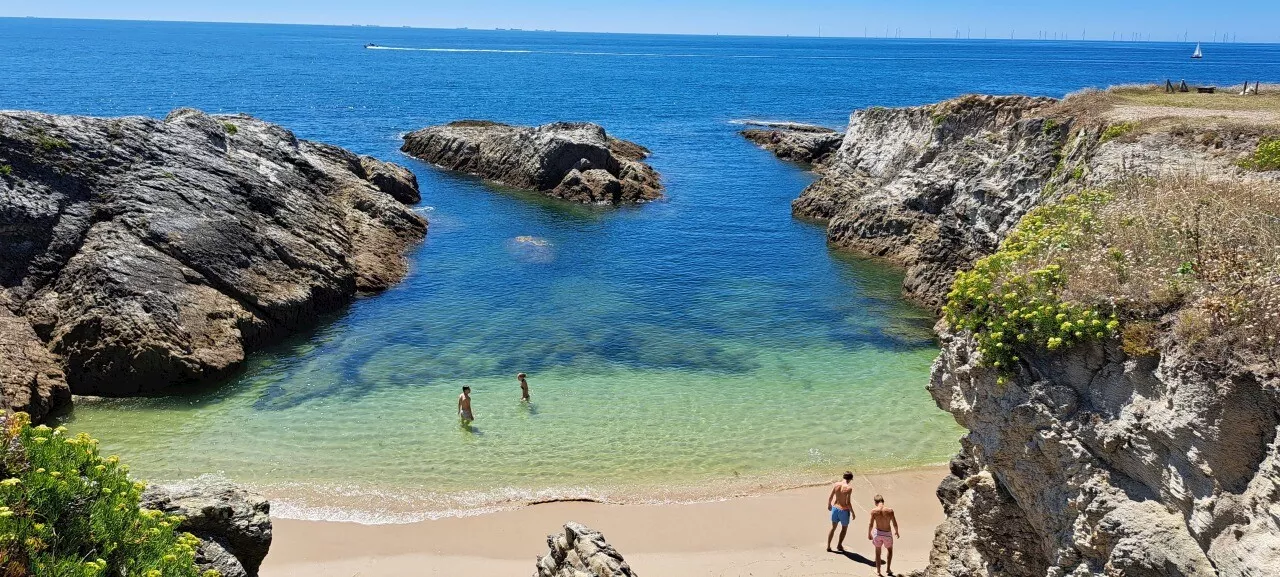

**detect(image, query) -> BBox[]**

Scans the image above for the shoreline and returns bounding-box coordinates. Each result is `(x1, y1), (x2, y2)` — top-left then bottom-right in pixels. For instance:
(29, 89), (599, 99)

(260, 465), (947, 576)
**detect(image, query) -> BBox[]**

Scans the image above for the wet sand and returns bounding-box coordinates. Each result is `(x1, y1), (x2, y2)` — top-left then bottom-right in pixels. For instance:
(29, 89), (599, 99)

(261, 465), (946, 577)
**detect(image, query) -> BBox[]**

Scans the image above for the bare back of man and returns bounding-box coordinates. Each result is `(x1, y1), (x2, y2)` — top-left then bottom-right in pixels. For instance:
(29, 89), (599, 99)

(826, 472), (855, 551)
(867, 495), (900, 576)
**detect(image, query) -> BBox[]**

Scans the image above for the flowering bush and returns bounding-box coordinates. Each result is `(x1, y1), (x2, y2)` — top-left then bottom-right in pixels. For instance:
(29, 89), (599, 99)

(0, 413), (214, 577)
(944, 192), (1119, 374)
(945, 177), (1280, 371)
(1238, 137), (1280, 171)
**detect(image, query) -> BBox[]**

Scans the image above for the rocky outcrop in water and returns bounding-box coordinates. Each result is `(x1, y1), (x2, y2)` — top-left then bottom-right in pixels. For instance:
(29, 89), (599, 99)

(0, 108), (427, 400)
(534, 522), (636, 577)
(791, 95), (1064, 309)
(739, 121), (844, 167)
(402, 120), (662, 204)
(143, 479), (272, 577)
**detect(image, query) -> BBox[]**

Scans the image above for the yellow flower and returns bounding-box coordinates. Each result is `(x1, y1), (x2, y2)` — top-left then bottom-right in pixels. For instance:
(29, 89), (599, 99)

(35, 468), (45, 474)
(0, 478), (21, 486)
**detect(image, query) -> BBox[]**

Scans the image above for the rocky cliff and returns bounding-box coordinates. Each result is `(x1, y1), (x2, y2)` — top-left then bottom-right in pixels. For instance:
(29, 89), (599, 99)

(0, 108), (427, 403)
(402, 120), (662, 204)
(750, 89), (1280, 576)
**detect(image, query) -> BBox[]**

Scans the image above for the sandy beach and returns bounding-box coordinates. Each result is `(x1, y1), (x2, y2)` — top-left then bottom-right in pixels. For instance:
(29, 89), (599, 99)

(260, 465), (946, 577)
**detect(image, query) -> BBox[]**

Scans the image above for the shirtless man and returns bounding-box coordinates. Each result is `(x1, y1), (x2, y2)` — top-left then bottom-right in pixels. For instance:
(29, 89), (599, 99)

(458, 386), (474, 424)
(868, 494), (900, 576)
(826, 471), (855, 552)
(517, 373), (530, 401)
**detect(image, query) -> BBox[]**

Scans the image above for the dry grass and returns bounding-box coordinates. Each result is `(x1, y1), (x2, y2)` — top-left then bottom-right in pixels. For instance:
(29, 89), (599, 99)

(1051, 84), (1280, 126)
(1061, 176), (1280, 360)
(1108, 84), (1280, 113)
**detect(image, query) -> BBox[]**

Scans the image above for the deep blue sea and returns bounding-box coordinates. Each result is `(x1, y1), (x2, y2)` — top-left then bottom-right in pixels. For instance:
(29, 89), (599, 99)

(3, 18), (1278, 522)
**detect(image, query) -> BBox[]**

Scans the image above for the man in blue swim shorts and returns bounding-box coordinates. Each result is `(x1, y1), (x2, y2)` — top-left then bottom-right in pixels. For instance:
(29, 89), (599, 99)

(826, 471), (855, 552)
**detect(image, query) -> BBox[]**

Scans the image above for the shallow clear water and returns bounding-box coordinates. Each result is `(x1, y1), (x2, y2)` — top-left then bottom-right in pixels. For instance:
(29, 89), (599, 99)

(4, 18), (1279, 521)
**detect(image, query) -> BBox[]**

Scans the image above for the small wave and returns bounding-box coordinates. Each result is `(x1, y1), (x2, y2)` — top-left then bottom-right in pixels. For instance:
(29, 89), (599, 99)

(728, 119), (838, 131)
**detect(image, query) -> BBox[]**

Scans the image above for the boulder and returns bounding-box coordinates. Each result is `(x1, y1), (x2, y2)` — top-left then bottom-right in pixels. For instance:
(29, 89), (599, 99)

(534, 522), (635, 577)
(739, 122), (844, 167)
(401, 120), (661, 204)
(142, 479), (272, 577)
(0, 108), (427, 399)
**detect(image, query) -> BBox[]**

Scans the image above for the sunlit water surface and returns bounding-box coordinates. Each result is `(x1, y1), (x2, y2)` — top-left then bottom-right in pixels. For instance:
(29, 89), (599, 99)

(4, 18), (1278, 521)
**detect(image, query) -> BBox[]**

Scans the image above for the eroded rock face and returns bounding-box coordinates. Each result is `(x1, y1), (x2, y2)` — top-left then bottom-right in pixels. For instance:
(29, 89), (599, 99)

(0, 108), (427, 399)
(401, 120), (662, 204)
(534, 522), (636, 577)
(924, 331), (1279, 577)
(793, 95), (1063, 310)
(740, 123), (844, 167)
(142, 479), (272, 577)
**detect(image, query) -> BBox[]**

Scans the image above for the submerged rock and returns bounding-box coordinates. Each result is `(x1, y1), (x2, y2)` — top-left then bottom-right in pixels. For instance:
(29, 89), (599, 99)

(739, 122), (843, 167)
(0, 108), (427, 400)
(534, 522), (636, 577)
(401, 120), (662, 204)
(142, 479), (272, 577)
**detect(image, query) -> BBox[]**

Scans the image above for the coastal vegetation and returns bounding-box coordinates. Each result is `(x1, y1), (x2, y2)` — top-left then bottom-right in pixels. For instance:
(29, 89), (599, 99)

(221, 122), (237, 136)
(0, 413), (211, 577)
(1239, 137), (1280, 170)
(945, 176), (1280, 369)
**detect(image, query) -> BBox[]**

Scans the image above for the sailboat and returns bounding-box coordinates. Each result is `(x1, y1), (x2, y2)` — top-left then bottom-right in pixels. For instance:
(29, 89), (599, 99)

(1191, 43), (1203, 59)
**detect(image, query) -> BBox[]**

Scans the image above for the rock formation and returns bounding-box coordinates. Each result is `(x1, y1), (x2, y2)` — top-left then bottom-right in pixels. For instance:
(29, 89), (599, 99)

(0, 108), (427, 401)
(739, 121), (844, 167)
(534, 522), (636, 577)
(143, 479), (272, 577)
(401, 121), (662, 204)
(755, 92), (1280, 576)
(925, 330), (1279, 577)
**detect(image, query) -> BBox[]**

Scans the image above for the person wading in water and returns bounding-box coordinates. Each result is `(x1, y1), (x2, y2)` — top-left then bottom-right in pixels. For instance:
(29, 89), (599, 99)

(826, 471), (855, 551)
(517, 373), (530, 401)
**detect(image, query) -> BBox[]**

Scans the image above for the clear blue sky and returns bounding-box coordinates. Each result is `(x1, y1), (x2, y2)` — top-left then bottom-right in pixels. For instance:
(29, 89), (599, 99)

(4, 0), (1277, 42)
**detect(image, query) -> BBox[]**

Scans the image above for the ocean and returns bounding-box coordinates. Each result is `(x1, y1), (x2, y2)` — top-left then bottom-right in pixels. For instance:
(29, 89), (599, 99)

(4, 17), (1278, 523)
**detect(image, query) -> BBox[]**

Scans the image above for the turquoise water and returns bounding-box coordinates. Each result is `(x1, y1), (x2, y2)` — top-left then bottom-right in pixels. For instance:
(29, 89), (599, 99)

(6, 18), (1279, 521)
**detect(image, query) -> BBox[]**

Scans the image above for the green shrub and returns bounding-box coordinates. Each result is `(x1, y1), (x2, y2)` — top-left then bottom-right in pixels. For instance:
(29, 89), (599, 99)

(943, 192), (1119, 374)
(1237, 137), (1280, 171)
(36, 135), (71, 152)
(1042, 118), (1061, 135)
(0, 165), (12, 176)
(1100, 122), (1138, 143)
(221, 122), (238, 136)
(0, 413), (213, 577)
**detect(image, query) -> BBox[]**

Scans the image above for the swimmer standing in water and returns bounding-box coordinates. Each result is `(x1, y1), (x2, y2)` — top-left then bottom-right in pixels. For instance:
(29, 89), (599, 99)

(517, 373), (530, 401)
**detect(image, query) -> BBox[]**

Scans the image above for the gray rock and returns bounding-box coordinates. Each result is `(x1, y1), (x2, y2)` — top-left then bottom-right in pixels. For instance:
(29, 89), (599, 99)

(0, 108), (427, 399)
(142, 478), (272, 577)
(924, 328), (1279, 577)
(534, 522), (635, 577)
(401, 120), (662, 204)
(739, 123), (844, 167)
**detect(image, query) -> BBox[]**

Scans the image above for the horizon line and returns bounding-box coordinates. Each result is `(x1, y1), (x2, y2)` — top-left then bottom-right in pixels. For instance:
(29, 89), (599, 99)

(1, 15), (1274, 45)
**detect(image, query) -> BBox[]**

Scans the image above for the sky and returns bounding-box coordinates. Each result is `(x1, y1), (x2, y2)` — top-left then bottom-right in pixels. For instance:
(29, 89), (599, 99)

(3, 1), (1277, 42)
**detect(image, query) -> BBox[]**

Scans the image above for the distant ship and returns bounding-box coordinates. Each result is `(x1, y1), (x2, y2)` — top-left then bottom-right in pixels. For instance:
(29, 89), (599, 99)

(1191, 43), (1203, 59)
(365, 43), (379, 49)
